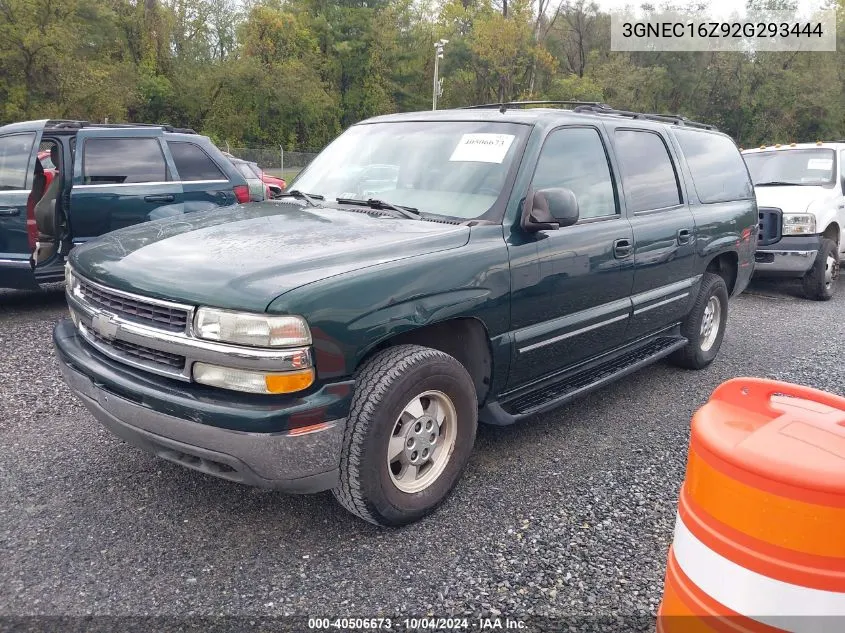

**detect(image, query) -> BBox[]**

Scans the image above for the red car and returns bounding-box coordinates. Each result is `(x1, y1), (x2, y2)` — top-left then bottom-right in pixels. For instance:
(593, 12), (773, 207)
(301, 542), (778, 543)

(260, 172), (286, 197)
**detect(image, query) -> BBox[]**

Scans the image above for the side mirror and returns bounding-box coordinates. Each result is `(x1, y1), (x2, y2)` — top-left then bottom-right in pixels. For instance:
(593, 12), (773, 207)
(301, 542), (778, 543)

(520, 187), (579, 232)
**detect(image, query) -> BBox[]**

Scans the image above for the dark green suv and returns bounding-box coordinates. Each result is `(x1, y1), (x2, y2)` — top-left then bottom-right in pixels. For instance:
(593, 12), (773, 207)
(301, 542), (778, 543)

(0, 120), (249, 290)
(53, 103), (757, 525)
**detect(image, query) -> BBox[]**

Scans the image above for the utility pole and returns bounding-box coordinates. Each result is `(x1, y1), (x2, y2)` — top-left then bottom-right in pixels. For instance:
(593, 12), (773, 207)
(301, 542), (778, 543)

(432, 39), (448, 110)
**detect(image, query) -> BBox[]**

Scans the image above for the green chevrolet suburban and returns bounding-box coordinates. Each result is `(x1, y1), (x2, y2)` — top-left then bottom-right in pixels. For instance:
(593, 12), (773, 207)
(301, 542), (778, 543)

(54, 103), (757, 526)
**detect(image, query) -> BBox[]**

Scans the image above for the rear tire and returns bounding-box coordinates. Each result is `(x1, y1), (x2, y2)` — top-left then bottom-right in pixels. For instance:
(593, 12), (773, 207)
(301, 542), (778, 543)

(332, 344), (477, 526)
(802, 238), (839, 301)
(669, 273), (729, 370)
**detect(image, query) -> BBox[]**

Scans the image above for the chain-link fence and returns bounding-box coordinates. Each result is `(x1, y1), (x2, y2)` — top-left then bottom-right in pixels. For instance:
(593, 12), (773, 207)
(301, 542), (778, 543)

(218, 145), (320, 182)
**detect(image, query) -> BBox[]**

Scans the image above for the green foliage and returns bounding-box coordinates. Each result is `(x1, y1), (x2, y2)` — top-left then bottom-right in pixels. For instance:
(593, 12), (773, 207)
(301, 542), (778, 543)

(0, 0), (843, 148)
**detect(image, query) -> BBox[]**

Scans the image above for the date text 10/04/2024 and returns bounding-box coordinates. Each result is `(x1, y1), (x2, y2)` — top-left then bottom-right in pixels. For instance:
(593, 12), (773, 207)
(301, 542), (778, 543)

(307, 617), (528, 630)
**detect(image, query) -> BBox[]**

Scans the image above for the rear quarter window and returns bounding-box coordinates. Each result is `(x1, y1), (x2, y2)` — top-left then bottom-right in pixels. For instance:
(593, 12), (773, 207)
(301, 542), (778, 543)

(83, 137), (167, 184)
(168, 141), (226, 181)
(675, 130), (753, 203)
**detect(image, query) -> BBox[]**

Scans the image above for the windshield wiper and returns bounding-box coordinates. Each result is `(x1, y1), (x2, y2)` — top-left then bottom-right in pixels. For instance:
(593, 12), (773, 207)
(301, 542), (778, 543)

(335, 197), (420, 220)
(754, 181), (812, 187)
(277, 190), (324, 207)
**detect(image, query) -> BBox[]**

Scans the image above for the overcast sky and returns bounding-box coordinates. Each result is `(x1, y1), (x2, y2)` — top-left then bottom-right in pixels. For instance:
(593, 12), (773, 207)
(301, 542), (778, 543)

(592, 0), (832, 19)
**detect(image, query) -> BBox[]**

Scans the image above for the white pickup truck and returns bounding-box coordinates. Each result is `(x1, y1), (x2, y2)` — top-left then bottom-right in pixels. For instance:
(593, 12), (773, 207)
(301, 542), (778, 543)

(743, 142), (844, 300)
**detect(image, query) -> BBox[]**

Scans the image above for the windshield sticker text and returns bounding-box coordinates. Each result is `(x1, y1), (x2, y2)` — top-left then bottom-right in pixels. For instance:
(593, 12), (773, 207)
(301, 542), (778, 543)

(449, 134), (515, 163)
(807, 158), (833, 171)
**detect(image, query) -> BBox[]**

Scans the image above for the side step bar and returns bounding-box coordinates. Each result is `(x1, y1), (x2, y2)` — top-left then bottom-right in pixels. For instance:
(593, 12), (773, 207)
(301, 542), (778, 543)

(480, 335), (687, 425)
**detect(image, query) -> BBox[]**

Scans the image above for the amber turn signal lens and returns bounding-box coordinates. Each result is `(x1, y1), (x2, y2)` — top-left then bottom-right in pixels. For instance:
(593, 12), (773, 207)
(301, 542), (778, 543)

(265, 369), (315, 394)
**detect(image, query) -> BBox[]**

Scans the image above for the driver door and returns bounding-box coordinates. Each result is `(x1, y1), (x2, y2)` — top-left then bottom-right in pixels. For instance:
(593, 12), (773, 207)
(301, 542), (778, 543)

(506, 125), (635, 390)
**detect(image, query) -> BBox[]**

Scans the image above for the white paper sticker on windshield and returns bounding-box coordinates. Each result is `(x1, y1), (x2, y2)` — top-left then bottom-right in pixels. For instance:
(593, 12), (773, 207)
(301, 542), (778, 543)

(449, 134), (515, 163)
(807, 158), (833, 170)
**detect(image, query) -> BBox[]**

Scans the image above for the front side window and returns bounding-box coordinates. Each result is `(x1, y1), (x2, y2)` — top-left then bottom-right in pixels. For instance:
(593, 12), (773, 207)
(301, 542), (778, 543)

(291, 120), (530, 220)
(675, 130), (753, 203)
(614, 130), (682, 212)
(168, 142), (225, 181)
(0, 132), (36, 191)
(531, 127), (618, 220)
(83, 138), (167, 184)
(744, 148), (836, 187)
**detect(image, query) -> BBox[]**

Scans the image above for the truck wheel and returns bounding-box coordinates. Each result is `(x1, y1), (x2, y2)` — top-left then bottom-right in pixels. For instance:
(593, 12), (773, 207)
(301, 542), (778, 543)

(669, 273), (729, 370)
(802, 238), (839, 301)
(332, 344), (477, 526)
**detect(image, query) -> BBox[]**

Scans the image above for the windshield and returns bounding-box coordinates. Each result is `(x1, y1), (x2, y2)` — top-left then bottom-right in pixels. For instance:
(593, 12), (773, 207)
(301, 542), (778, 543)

(290, 121), (530, 220)
(744, 149), (836, 186)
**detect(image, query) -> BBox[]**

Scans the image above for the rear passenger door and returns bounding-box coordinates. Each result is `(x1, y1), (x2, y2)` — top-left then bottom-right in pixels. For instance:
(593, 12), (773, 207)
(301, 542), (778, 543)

(0, 130), (40, 261)
(69, 129), (183, 242)
(607, 125), (697, 339)
(166, 139), (236, 211)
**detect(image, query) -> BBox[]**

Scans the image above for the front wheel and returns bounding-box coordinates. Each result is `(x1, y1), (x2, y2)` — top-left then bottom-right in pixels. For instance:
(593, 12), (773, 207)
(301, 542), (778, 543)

(669, 272), (729, 370)
(802, 238), (839, 301)
(332, 344), (477, 526)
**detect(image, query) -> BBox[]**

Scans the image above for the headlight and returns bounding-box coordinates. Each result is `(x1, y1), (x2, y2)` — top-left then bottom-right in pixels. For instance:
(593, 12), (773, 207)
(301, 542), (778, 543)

(194, 307), (311, 348)
(782, 214), (816, 235)
(65, 264), (79, 294)
(193, 362), (315, 394)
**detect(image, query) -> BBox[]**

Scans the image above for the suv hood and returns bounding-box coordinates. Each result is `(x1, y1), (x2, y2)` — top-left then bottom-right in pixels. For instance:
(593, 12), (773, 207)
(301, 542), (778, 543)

(70, 203), (470, 312)
(753, 185), (836, 214)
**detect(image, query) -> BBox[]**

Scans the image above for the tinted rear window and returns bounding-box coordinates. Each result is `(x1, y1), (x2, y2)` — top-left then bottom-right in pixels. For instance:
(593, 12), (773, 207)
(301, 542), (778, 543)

(83, 138), (167, 184)
(675, 130), (753, 202)
(168, 141), (226, 181)
(613, 130), (681, 212)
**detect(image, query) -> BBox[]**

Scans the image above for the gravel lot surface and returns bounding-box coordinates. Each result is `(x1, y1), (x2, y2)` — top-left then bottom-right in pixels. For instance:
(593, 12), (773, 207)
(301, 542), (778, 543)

(2, 279), (843, 626)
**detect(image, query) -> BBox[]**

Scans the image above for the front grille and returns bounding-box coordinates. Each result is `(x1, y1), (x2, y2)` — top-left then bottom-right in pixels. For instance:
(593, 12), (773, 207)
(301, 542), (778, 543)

(87, 328), (186, 370)
(758, 207), (782, 247)
(77, 277), (189, 332)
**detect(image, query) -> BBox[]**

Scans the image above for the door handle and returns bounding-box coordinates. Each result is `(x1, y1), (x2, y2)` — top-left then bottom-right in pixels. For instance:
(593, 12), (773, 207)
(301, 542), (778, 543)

(677, 228), (692, 244)
(144, 194), (175, 203)
(0, 207), (20, 216)
(613, 238), (632, 259)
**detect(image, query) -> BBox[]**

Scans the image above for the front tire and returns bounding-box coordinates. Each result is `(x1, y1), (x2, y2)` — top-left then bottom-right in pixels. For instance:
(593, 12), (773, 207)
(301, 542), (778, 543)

(669, 272), (729, 370)
(802, 238), (839, 301)
(332, 344), (477, 526)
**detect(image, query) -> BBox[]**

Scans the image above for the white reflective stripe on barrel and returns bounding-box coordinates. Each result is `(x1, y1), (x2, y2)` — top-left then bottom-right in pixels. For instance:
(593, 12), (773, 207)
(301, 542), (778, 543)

(672, 513), (845, 633)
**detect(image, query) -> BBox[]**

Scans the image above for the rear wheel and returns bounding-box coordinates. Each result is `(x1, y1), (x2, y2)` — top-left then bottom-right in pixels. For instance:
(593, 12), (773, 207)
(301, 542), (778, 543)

(332, 344), (477, 526)
(802, 238), (839, 301)
(670, 272), (729, 370)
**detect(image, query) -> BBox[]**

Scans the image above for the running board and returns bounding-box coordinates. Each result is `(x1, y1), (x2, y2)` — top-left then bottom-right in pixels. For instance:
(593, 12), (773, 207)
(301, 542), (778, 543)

(481, 335), (687, 424)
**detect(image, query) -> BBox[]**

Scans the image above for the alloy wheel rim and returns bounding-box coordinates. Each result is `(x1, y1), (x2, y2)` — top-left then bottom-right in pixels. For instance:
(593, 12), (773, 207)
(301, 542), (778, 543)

(387, 390), (457, 494)
(700, 295), (722, 352)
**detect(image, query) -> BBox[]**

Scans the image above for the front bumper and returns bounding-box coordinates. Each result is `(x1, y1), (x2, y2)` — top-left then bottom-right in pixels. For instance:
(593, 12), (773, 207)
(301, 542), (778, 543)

(54, 319), (352, 493)
(753, 235), (821, 277)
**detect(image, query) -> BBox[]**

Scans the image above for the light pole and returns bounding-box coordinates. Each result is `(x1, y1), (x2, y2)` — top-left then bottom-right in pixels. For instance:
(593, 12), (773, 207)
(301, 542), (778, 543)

(432, 39), (448, 110)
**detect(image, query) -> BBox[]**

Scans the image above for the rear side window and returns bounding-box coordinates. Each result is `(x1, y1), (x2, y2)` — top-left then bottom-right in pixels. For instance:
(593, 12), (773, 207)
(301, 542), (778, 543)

(0, 132), (36, 190)
(168, 142), (226, 181)
(83, 138), (167, 184)
(614, 130), (681, 212)
(675, 130), (753, 202)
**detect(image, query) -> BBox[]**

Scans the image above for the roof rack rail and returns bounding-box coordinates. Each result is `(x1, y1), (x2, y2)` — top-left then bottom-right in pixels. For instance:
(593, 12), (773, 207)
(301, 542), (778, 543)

(47, 120), (197, 134)
(460, 100), (716, 130)
(571, 103), (716, 130)
(461, 100), (610, 113)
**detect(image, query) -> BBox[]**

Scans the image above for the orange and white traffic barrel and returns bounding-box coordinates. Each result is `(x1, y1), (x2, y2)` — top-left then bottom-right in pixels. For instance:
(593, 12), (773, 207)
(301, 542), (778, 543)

(658, 377), (845, 633)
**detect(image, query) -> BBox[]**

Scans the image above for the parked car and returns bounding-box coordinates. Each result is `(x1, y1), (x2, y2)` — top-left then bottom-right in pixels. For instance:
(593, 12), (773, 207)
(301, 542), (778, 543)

(742, 142), (843, 300)
(260, 171), (286, 197)
(224, 155), (266, 201)
(54, 102), (757, 526)
(0, 120), (251, 290)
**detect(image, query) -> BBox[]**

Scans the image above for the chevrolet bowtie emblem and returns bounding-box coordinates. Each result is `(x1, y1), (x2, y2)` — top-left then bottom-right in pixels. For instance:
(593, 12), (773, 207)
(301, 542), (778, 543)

(92, 314), (120, 340)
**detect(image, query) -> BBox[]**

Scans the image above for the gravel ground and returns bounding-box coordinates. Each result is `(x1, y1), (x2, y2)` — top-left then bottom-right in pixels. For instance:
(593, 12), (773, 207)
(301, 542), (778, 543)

(1, 278), (843, 627)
